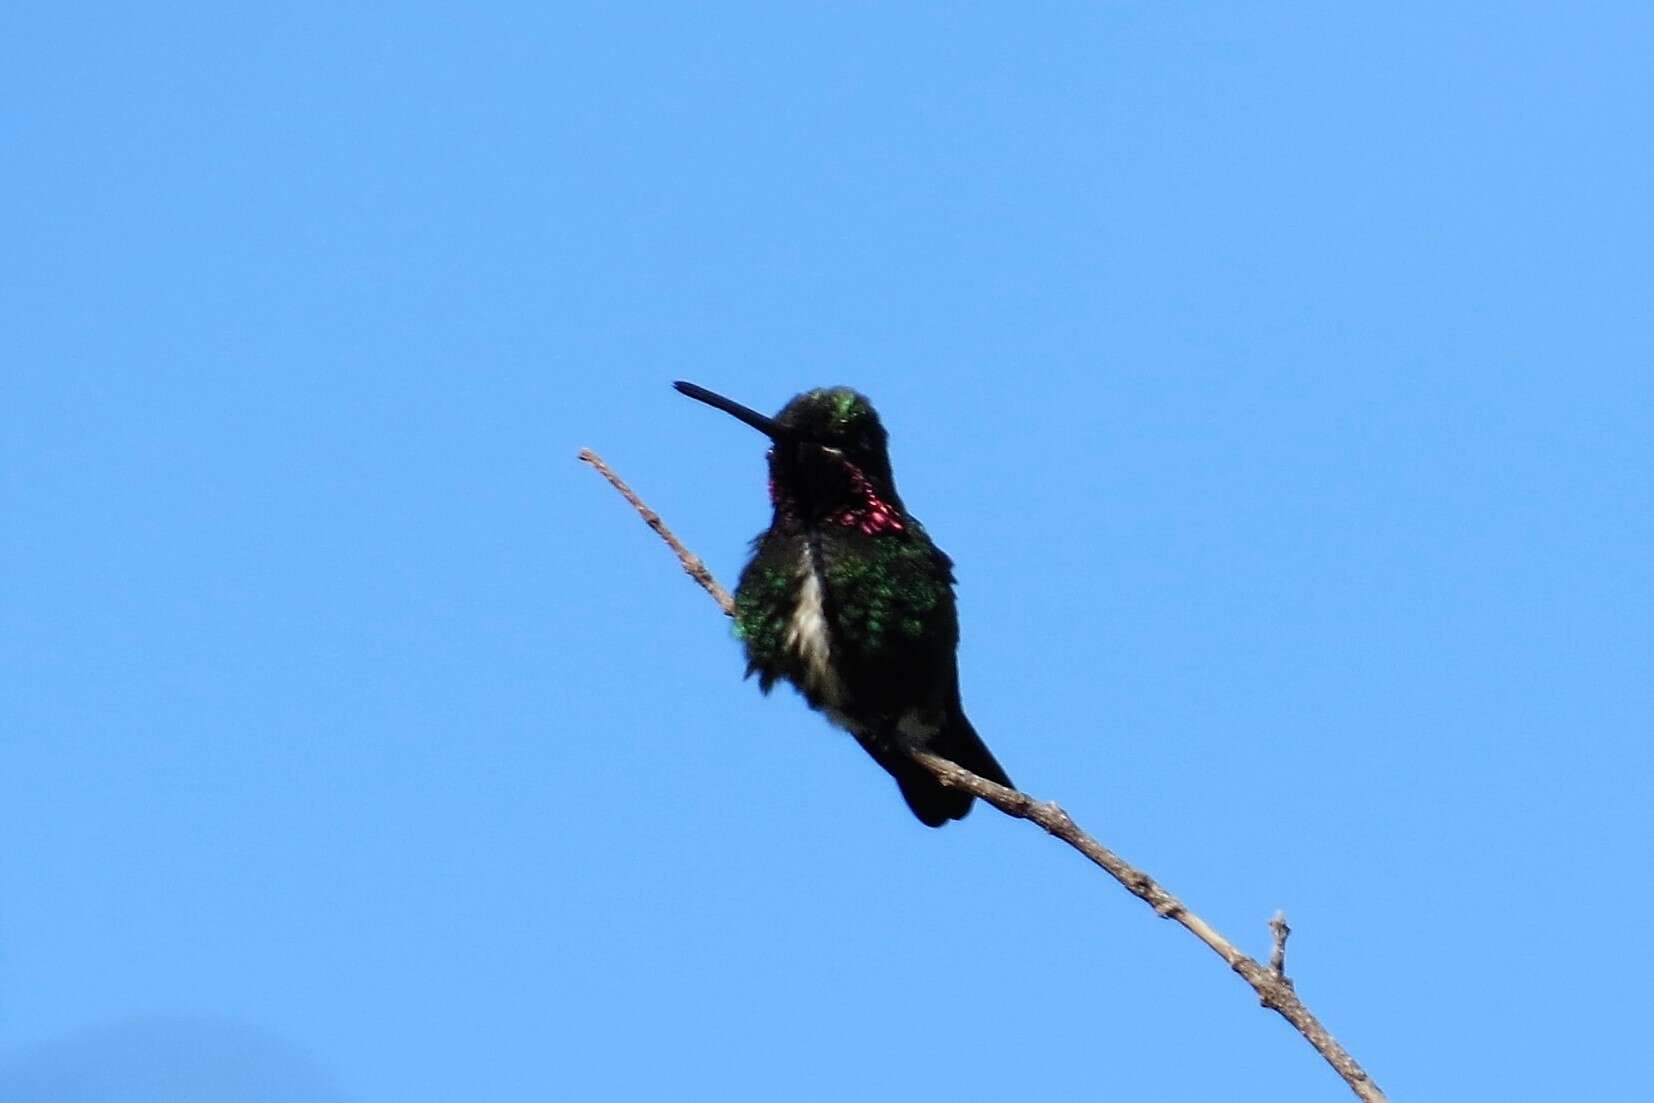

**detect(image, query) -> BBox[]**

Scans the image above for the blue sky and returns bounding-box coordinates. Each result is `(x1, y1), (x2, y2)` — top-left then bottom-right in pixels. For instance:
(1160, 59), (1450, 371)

(4, 5), (1651, 1100)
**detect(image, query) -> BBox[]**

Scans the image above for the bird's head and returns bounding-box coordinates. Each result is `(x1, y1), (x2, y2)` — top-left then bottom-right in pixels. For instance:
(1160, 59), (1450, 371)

(675, 382), (905, 533)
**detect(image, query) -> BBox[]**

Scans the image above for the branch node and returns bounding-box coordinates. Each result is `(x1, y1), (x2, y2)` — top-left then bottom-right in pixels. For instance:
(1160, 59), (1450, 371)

(1033, 799), (1068, 828)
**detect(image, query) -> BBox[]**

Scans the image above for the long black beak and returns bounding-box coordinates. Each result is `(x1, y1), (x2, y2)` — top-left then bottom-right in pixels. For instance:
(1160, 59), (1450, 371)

(673, 381), (792, 441)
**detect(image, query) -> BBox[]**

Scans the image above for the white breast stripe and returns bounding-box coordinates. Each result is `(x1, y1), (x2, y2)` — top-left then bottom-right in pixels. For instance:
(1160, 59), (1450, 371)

(785, 553), (847, 711)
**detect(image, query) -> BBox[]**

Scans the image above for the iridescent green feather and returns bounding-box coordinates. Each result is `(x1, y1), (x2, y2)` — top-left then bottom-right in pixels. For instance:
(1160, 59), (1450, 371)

(733, 562), (793, 666)
(823, 525), (950, 655)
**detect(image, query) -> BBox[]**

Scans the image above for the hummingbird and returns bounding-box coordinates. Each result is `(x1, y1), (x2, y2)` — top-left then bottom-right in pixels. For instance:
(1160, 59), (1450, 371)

(675, 381), (1013, 826)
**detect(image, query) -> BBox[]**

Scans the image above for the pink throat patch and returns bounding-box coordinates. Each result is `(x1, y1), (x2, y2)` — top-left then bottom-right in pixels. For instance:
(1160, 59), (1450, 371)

(828, 462), (905, 536)
(768, 459), (905, 536)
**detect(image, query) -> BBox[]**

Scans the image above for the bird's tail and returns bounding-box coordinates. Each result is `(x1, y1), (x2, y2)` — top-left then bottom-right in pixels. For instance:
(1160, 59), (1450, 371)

(863, 712), (1013, 828)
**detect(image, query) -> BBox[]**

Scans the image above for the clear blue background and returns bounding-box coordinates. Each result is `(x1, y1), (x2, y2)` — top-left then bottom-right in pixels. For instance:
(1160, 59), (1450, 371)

(5, 5), (1651, 1100)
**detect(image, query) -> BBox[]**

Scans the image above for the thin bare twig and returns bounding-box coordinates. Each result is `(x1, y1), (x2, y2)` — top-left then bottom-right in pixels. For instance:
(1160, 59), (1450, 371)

(579, 447), (1387, 1103)
(579, 448), (735, 614)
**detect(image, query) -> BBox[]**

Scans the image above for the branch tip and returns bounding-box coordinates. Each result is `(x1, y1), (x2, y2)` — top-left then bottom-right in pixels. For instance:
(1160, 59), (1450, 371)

(1269, 910), (1295, 990)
